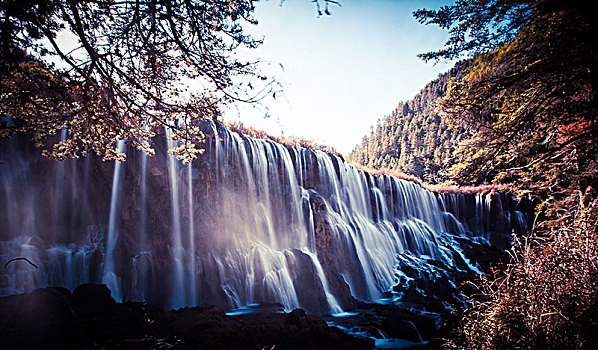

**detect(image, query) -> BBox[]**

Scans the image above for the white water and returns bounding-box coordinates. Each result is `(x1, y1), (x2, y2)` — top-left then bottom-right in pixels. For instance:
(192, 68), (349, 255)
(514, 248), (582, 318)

(0, 122), (527, 314)
(303, 249), (343, 314)
(102, 139), (126, 300)
(165, 127), (186, 309)
(187, 162), (197, 306)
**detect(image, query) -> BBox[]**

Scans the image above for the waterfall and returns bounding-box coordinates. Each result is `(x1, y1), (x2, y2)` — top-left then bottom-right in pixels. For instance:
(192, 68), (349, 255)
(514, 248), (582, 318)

(187, 162), (197, 306)
(303, 249), (343, 314)
(102, 139), (126, 301)
(134, 147), (149, 300)
(165, 127), (186, 309)
(0, 122), (528, 313)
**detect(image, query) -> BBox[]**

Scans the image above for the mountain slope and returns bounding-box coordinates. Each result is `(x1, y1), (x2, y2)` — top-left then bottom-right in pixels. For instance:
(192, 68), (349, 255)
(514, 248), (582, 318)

(347, 62), (467, 184)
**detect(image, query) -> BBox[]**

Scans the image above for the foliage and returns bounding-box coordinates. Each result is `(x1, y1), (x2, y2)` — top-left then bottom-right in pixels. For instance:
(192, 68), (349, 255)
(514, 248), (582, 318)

(415, 1), (597, 349)
(351, 1), (596, 193)
(414, 0), (540, 62)
(0, 0), (268, 162)
(446, 197), (598, 349)
(420, 1), (597, 197)
(346, 63), (466, 184)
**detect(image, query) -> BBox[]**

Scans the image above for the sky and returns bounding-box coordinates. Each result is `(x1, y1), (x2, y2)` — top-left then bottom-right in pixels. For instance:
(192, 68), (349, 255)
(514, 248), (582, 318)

(221, 0), (456, 155)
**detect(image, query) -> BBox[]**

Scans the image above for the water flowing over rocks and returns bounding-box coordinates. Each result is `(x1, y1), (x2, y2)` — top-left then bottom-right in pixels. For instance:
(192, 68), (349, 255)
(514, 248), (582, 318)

(0, 121), (530, 347)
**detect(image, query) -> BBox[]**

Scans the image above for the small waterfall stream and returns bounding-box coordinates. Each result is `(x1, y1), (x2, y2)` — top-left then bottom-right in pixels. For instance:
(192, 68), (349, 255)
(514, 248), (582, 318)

(102, 139), (126, 300)
(0, 122), (529, 313)
(165, 127), (187, 309)
(187, 162), (197, 307)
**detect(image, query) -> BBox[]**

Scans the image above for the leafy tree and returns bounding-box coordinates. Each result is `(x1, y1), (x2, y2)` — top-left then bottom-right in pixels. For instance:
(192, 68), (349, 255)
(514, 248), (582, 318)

(415, 0), (540, 62)
(1, 0), (271, 162)
(415, 0), (597, 198)
(417, 1), (597, 348)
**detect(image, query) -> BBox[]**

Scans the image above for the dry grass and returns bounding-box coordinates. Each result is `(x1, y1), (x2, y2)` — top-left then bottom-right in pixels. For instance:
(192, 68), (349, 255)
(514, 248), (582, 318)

(224, 121), (341, 156)
(348, 163), (504, 194)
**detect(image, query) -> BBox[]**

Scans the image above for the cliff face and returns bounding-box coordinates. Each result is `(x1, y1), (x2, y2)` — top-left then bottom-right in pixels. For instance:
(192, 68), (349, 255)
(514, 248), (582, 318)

(0, 121), (528, 314)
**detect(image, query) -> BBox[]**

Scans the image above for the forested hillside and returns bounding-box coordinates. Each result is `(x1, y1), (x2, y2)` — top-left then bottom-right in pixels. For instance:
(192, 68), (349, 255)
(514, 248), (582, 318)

(352, 1), (597, 347)
(346, 62), (466, 184)
(415, 1), (597, 348)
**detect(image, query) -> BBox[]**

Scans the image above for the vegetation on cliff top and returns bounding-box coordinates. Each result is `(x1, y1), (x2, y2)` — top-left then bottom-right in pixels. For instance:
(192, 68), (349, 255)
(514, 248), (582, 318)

(225, 121), (341, 156)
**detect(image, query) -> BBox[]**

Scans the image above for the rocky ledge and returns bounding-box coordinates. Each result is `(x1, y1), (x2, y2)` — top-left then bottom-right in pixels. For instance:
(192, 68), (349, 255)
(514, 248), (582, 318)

(0, 284), (373, 350)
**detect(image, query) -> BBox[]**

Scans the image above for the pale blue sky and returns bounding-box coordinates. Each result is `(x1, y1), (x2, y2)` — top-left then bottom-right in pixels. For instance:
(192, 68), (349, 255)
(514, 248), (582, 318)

(223, 0), (455, 155)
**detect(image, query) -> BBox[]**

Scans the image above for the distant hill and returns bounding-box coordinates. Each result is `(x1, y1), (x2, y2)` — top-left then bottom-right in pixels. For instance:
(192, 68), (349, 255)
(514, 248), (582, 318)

(347, 61), (467, 184)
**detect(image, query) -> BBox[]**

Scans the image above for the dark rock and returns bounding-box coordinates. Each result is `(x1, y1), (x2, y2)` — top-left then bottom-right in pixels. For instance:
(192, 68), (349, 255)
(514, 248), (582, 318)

(454, 236), (509, 273)
(0, 286), (373, 350)
(381, 308), (437, 341)
(0, 284), (148, 349)
(309, 192), (355, 311)
(0, 287), (82, 349)
(153, 305), (373, 350)
(325, 302), (440, 346)
(287, 250), (329, 313)
(71, 283), (117, 317)
(285, 308), (310, 329)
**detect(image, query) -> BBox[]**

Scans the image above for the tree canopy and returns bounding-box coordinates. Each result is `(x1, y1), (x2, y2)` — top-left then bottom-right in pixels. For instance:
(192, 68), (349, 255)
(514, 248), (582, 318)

(416, 1), (597, 348)
(347, 63), (466, 184)
(1, 0), (272, 162)
(414, 0), (539, 62)
(417, 0), (596, 199)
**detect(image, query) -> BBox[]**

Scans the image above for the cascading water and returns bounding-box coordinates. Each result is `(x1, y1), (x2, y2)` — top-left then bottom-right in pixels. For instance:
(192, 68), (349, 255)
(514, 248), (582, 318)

(187, 162), (197, 307)
(0, 121), (528, 314)
(102, 139), (126, 300)
(303, 249), (343, 314)
(131, 143), (150, 301)
(165, 127), (187, 309)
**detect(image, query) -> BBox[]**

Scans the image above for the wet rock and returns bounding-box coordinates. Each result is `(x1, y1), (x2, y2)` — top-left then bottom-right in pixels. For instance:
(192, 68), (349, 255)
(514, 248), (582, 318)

(152, 305), (374, 350)
(287, 249), (329, 313)
(309, 192), (355, 311)
(454, 236), (509, 273)
(325, 302), (440, 345)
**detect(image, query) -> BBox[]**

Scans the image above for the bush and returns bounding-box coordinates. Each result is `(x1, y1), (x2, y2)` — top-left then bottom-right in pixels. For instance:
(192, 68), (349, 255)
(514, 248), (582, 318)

(447, 192), (598, 349)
